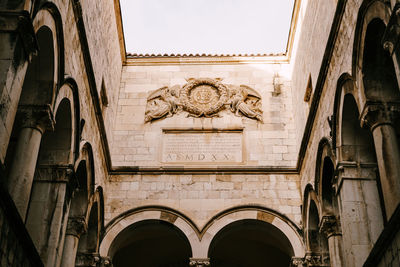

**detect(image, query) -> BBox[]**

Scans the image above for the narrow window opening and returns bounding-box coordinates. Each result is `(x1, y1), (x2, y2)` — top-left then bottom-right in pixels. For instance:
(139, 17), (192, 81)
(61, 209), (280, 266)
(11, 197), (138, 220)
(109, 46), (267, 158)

(304, 74), (313, 103)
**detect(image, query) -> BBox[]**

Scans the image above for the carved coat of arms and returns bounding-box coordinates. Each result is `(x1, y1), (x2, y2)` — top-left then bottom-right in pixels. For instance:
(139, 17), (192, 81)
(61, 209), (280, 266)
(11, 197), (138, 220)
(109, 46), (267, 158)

(144, 78), (263, 122)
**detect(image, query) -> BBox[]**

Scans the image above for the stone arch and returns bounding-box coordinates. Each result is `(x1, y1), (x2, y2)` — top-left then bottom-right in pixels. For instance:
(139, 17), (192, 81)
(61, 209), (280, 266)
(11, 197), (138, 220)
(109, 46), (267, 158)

(20, 5), (63, 108)
(54, 79), (81, 162)
(353, 0), (395, 106)
(302, 185), (329, 264)
(314, 138), (338, 216)
(340, 93), (376, 163)
(302, 185), (322, 249)
(75, 142), (96, 196)
(24, 93), (76, 265)
(332, 73), (357, 151)
(33, 2), (65, 92)
(201, 206), (304, 260)
(4, 6), (61, 172)
(75, 187), (105, 266)
(60, 142), (97, 266)
(334, 79), (386, 265)
(100, 206), (199, 264)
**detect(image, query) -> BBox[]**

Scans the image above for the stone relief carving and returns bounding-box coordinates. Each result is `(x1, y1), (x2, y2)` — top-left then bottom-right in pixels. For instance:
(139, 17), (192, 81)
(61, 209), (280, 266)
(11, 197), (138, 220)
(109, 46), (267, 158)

(144, 78), (263, 122)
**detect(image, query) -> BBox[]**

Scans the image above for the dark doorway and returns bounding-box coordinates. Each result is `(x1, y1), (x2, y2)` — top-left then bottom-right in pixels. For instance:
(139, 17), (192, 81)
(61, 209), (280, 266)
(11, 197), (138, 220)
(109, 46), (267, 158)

(208, 219), (294, 267)
(110, 220), (192, 267)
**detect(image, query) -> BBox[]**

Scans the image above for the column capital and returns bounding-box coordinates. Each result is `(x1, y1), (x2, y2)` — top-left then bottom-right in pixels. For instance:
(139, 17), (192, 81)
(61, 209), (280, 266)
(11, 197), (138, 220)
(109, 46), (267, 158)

(383, 3), (400, 55)
(100, 256), (112, 267)
(75, 252), (102, 267)
(17, 104), (55, 133)
(291, 252), (330, 267)
(304, 252), (330, 267)
(35, 165), (74, 183)
(291, 257), (306, 267)
(0, 10), (38, 60)
(189, 258), (210, 267)
(360, 102), (400, 131)
(66, 216), (87, 238)
(319, 215), (341, 238)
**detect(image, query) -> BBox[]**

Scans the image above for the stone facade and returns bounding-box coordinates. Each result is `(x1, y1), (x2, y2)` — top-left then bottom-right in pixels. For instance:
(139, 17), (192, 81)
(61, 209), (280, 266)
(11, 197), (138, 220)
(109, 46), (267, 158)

(1, 0), (400, 266)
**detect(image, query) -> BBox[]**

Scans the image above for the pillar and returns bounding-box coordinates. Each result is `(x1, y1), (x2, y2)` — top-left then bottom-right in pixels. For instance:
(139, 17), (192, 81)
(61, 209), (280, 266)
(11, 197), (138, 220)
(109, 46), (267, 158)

(319, 215), (344, 267)
(361, 103), (400, 219)
(336, 161), (384, 266)
(0, 9), (38, 162)
(7, 105), (54, 220)
(61, 216), (87, 267)
(25, 165), (74, 266)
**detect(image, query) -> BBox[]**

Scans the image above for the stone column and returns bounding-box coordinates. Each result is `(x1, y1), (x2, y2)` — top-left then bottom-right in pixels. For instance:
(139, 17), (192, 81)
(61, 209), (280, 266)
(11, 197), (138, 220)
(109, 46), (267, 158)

(25, 165), (74, 266)
(319, 215), (344, 267)
(189, 258), (210, 267)
(60, 216), (87, 267)
(0, 10), (38, 162)
(7, 105), (54, 221)
(361, 103), (400, 219)
(383, 4), (400, 85)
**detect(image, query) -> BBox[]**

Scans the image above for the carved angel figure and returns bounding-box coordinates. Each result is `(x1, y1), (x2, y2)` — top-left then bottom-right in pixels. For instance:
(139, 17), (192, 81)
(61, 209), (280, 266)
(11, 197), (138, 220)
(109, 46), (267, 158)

(229, 85), (263, 121)
(144, 85), (181, 122)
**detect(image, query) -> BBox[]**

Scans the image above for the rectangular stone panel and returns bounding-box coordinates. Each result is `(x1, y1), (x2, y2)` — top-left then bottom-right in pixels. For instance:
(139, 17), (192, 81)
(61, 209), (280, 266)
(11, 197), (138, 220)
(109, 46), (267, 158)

(161, 129), (244, 164)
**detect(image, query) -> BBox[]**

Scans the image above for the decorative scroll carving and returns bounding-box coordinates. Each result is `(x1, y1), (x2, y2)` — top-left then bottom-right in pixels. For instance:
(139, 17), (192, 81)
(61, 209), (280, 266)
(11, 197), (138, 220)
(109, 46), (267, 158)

(144, 78), (263, 122)
(17, 104), (55, 133)
(189, 258), (210, 266)
(34, 165), (74, 183)
(291, 257), (306, 267)
(66, 216), (87, 238)
(291, 252), (330, 267)
(319, 215), (341, 238)
(75, 253), (101, 267)
(181, 78), (229, 117)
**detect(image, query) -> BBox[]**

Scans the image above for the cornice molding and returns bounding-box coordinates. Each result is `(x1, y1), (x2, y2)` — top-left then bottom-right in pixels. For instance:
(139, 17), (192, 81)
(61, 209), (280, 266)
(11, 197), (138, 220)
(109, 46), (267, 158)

(124, 55), (289, 66)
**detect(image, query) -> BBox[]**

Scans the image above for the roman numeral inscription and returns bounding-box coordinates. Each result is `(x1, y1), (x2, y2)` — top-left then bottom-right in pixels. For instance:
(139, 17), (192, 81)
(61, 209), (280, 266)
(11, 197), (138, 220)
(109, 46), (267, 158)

(161, 130), (243, 164)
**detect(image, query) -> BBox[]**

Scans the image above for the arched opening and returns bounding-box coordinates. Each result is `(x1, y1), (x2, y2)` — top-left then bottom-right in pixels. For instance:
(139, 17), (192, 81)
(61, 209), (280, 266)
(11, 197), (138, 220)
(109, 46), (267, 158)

(37, 98), (72, 164)
(307, 201), (328, 254)
(109, 220), (192, 267)
(208, 219), (294, 267)
(19, 26), (55, 106)
(75, 202), (100, 266)
(321, 157), (336, 216)
(4, 25), (56, 184)
(362, 18), (400, 102)
(70, 161), (89, 218)
(341, 94), (376, 163)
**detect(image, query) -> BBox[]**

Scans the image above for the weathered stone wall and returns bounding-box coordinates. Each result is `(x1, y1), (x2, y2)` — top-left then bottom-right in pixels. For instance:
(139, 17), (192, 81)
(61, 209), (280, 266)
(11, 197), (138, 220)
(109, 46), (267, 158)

(296, 0), (387, 266)
(112, 63), (297, 167)
(105, 60), (302, 229)
(290, 0), (337, 150)
(376, 229), (400, 267)
(80, 0), (123, 143)
(106, 173), (302, 227)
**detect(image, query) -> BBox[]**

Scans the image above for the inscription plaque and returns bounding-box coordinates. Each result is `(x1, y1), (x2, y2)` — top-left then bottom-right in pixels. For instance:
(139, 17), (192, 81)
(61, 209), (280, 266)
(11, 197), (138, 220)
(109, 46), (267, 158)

(161, 130), (243, 164)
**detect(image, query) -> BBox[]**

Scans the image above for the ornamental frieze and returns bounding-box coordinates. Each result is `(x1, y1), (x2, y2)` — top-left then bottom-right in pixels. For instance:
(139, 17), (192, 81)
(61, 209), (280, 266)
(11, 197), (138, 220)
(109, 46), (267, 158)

(144, 78), (263, 122)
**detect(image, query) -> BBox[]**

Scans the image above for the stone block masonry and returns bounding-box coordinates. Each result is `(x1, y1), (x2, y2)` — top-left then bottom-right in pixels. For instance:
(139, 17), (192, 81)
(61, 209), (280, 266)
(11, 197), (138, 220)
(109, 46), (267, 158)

(112, 62), (298, 167)
(106, 173), (302, 228)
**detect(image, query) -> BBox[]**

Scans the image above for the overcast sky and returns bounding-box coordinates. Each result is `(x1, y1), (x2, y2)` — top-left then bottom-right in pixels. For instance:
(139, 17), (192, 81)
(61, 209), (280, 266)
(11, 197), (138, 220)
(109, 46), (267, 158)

(120, 0), (295, 54)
